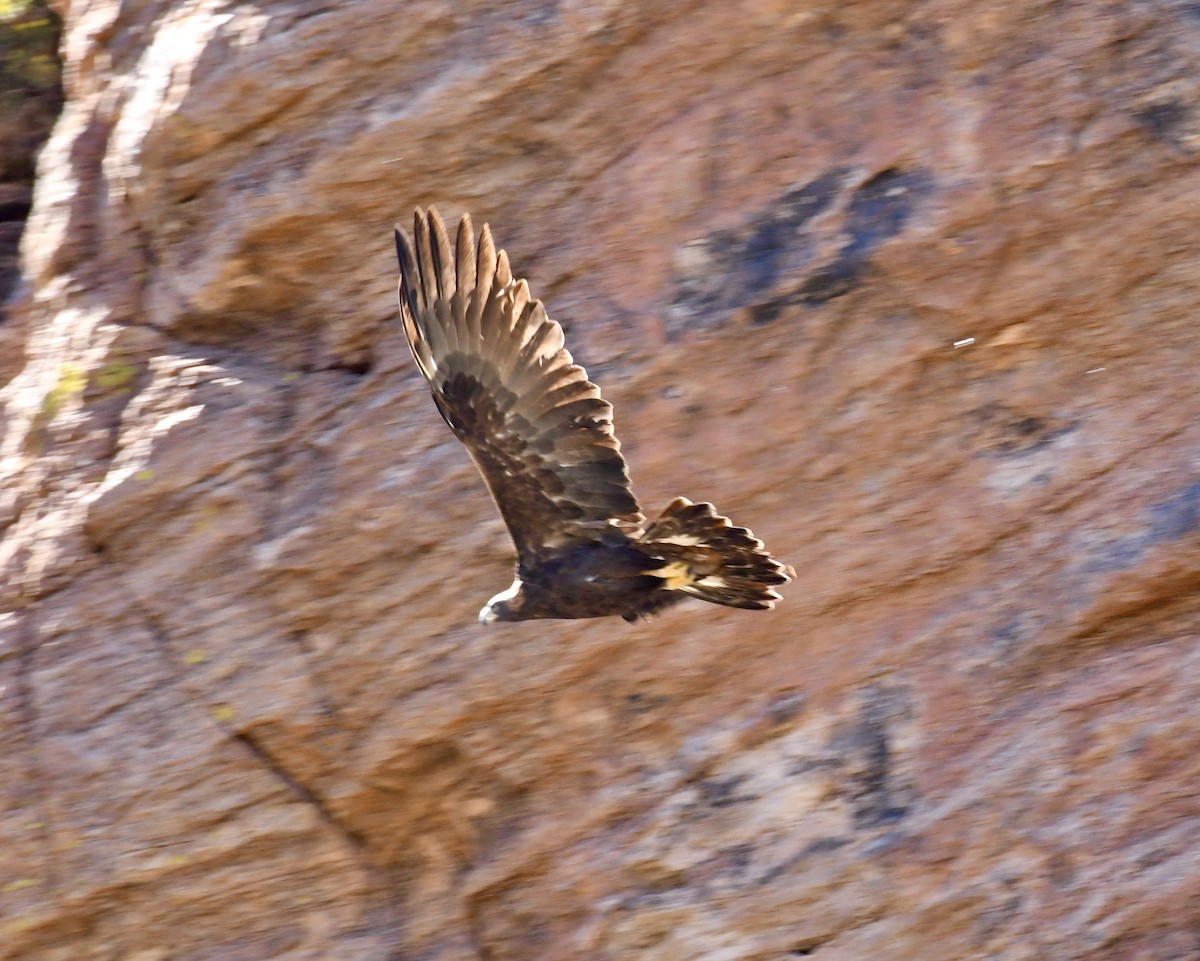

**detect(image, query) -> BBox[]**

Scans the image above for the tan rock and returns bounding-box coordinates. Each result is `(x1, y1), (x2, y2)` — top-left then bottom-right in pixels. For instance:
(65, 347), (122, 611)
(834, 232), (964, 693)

(2, 0), (1200, 959)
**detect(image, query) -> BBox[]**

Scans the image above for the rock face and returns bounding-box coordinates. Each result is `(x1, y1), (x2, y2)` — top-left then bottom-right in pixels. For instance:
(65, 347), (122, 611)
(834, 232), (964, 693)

(3, 1), (1200, 958)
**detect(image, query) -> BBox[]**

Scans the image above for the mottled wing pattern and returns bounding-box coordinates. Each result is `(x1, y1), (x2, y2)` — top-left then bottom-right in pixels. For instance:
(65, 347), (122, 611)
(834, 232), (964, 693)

(640, 497), (790, 609)
(395, 207), (644, 565)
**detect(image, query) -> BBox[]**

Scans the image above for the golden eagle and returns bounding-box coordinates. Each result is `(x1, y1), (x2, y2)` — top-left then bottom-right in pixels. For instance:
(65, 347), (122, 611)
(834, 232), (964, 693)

(395, 207), (789, 623)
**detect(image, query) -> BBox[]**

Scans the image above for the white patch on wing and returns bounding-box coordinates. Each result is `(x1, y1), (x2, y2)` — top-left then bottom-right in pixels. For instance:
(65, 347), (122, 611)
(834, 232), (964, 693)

(696, 576), (729, 588)
(655, 534), (703, 547)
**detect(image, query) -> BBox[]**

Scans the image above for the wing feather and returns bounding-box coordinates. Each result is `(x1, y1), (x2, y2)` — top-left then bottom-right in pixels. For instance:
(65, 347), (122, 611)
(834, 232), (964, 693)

(413, 212), (435, 315)
(428, 207), (456, 302)
(467, 224), (495, 340)
(514, 315), (559, 372)
(395, 207), (644, 564)
(453, 216), (476, 325)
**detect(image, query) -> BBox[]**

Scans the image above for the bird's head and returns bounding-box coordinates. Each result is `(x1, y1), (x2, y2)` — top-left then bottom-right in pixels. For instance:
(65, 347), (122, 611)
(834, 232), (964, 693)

(479, 579), (526, 624)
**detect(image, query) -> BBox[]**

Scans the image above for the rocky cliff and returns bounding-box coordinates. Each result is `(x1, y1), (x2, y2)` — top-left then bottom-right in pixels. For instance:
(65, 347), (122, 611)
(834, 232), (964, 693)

(2, 1), (1199, 959)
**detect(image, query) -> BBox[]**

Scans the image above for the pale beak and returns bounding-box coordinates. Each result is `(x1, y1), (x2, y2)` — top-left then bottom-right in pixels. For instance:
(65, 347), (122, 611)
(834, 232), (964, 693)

(479, 606), (497, 625)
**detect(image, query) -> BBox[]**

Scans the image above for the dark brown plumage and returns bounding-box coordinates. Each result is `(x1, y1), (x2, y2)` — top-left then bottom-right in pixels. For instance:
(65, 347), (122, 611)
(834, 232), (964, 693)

(395, 207), (789, 623)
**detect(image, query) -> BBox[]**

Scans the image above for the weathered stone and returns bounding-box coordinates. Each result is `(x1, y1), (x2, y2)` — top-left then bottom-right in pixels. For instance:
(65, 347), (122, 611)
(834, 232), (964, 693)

(2, 0), (1199, 959)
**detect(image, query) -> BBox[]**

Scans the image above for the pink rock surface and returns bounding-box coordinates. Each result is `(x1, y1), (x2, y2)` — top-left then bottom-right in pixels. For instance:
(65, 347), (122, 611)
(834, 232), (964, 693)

(2, 1), (1199, 958)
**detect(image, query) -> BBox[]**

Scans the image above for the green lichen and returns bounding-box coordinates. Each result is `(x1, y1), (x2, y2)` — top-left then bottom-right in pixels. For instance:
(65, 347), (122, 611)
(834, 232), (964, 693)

(0, 1), (60, 97)
(96, 361), (139, 392)
(40, 363), (85, 419)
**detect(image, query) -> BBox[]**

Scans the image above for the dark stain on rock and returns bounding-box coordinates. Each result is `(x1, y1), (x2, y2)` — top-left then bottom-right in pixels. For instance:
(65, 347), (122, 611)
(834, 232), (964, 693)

(835, 683), (916, 830)
(698, 774), (756, 808)
(799, 166), (935, 306)
(1135, 99), (1193, 152)
(787, 756), (842, 778)
(1081, 531), (1150, 576)
(756, 836), (852, 887)
(795, 257), (864, 307)
(1080, 480), (1200, 577)
(767, 690), (808, 726)
(847, 167), (935, 258)
(851, 713), (905, 828)
(667, 167), (849, 334)
(739, 168), (848, 299)
(623, 690), (670, 716)
(969, 402), (1076, 458)
(327, 357), (373, 377)
(703, 841), (755, 879)
(1147, 480), (1200, 543)
(989, 607), (1049, 660)
(669, 166), (933, 333)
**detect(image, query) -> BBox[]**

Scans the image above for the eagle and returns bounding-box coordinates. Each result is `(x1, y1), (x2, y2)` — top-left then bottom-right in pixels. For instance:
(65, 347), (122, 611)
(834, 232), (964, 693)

(395, 207), (789, 624)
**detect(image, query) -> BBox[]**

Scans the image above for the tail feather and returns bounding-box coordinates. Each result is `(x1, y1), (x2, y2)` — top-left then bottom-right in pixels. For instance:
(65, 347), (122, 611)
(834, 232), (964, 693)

(639, 497), (790, 611)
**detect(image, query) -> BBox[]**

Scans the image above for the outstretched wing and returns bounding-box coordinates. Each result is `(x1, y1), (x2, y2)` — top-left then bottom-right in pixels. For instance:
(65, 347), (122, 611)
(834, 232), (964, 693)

(395, 207), (644, 566)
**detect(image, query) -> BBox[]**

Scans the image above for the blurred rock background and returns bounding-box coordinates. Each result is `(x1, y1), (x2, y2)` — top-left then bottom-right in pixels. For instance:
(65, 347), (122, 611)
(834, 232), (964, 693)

(2, 1), (1199, 959)
(0, 0), (60, 306)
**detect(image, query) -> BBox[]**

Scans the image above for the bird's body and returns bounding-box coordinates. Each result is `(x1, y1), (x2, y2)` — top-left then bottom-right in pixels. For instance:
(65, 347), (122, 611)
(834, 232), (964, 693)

(394, 207), (789, 623)
(492, 540), (677, 621)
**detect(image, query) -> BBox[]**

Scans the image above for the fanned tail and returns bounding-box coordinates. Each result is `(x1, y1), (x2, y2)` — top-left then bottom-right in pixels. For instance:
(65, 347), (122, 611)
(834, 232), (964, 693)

(638, 497), (790, 611)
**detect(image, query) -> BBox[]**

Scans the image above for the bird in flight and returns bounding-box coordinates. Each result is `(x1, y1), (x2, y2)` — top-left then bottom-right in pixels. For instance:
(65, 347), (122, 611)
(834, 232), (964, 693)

(395, 207), (789, 623)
